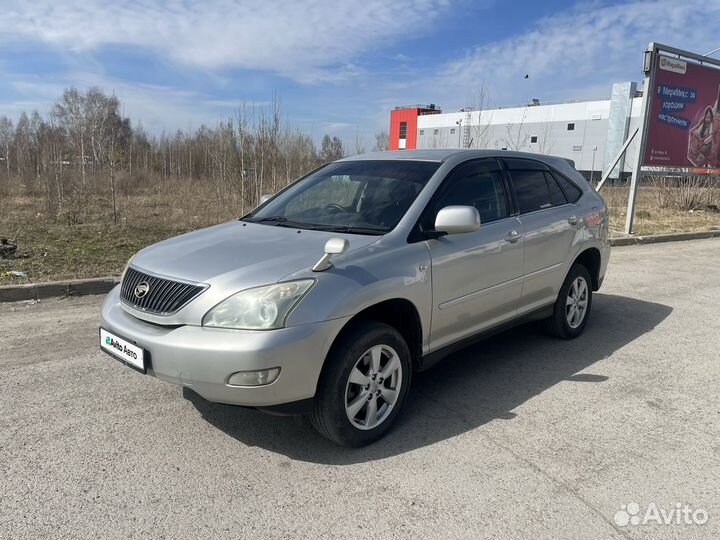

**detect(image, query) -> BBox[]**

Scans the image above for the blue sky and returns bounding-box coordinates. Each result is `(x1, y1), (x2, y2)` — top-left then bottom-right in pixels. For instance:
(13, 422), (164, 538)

(0, 0), (718, 147)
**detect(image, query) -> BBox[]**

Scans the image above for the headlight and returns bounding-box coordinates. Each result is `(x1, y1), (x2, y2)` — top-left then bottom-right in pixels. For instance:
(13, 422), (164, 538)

(202, 280), (314, 330)
(121, 254), (136, 282)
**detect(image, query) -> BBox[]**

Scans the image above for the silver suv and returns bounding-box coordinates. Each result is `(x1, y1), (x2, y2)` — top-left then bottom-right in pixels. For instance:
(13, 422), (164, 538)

(100, 150), (609, 446)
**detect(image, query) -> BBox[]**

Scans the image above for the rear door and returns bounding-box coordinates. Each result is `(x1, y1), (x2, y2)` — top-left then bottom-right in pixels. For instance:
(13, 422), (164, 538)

(424, 158), (524, 351)
(503, 158), (582, 314)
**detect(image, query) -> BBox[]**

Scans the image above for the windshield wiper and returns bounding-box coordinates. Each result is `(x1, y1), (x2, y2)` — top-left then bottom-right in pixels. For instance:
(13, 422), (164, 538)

(246, 217), (385, 235)
(313, 225), (386, 236)
(247, 216), (288, 223)
(246, 216), (312, 228)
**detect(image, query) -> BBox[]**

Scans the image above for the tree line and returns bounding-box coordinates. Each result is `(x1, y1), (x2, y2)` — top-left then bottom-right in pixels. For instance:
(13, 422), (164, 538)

(0, 87), (390, 224)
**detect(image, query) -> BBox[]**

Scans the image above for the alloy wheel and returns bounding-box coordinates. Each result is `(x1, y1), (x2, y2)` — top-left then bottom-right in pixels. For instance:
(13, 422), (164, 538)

(344, 344), (403, 430)
(566, 276), (589, 329)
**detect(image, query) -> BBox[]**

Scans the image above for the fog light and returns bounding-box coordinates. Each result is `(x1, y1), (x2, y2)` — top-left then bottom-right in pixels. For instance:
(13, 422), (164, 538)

(227, 367), (280, 387)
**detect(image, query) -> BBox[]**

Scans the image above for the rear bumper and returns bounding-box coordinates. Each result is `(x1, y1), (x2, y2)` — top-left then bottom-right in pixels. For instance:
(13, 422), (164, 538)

(100, 286), (349, 408)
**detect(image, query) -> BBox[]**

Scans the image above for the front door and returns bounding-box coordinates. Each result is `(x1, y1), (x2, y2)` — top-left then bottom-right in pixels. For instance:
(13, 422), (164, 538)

(424, 159), (524, 351)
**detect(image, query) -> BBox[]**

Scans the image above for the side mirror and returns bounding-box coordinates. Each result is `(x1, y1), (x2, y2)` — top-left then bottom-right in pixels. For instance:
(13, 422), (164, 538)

(312, 238), (349, 272)
(324, 237), (349, 255)
(259, 194), (272, 204)
(434, 205), (481, 235)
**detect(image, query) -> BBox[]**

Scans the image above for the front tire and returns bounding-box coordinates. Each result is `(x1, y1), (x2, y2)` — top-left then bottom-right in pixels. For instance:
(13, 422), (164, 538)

(546, 263), (593, 339)
(310, 321), (412, 446)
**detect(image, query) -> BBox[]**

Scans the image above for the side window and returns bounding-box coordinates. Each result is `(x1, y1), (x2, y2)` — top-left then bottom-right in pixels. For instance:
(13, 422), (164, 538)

(551, 171), (583, 203)
(425, 160), (509, 228)
(510, 169), (553, 213)
(544, 172), (568, 206)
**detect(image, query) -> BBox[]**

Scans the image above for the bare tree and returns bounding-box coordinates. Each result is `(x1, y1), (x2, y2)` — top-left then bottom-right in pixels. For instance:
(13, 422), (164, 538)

(85, 87), (120, 180)
(373, 131), (389, 152)
(14, 112), (31, 182)
(535, 113), (555, 155)
(319, 134), (344, 162)
(30, 111), (43, 181)
(352, 127), (365, 155)
(101, 106), (130, 223)
(502, 110), (529, 151)
(0, 116), (12, 179)
(2, 86), (335, 225)
(466, 83), (492, 149)
(53, 88), (87, 189)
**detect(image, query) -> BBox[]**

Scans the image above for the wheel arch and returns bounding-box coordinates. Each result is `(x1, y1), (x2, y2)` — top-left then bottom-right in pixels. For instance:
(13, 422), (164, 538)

(325, 298), (424, 373)
(572, 247), (602, 291)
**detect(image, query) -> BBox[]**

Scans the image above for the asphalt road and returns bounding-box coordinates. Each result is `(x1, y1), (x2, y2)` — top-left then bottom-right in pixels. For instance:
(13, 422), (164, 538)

(1, 239), (719, 540)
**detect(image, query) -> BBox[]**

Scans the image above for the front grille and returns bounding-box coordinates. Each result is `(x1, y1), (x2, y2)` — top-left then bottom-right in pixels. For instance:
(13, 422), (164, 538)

(120, 267), (206, 315)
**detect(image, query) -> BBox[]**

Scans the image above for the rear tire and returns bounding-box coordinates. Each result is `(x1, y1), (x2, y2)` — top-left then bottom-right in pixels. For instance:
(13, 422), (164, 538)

(546, 263), (593, 339)
(310, 321), (412, 447)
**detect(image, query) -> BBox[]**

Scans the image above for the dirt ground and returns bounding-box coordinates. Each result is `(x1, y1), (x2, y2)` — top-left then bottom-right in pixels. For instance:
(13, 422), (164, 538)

(2, 239), (719, 539)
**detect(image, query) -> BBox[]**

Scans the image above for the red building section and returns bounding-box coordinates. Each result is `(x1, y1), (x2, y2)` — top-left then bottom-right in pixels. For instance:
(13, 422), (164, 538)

(389, 104), (441, 150)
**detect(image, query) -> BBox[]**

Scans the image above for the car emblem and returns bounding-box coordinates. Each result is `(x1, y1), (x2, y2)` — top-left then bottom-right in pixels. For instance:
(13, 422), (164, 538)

(134, 282), (150, 299)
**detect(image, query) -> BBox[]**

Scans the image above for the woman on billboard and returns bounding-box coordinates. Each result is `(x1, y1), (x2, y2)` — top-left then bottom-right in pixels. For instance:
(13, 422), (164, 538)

(688, 106), (715, 167)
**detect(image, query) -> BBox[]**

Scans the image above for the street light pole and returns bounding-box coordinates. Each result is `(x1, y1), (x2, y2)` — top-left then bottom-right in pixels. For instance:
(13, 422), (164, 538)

(456, 119), (462, 148)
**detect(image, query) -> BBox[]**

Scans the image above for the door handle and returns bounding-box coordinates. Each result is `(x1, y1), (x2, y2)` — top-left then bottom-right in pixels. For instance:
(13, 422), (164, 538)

(567, 216), (580, 226)
(504, 230), (521, 243)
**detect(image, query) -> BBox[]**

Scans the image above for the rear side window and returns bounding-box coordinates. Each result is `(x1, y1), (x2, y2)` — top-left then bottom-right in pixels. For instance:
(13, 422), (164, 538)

(509, 170), (553, 213)
(551, 171), (583, 203)
(544, 172), (568, 206)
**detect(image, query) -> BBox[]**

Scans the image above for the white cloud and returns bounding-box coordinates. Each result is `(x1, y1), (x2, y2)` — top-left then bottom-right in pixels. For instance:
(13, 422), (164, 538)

(1, 73), (241, 132)
(323, 122), (354, 130)
(431, 0), (720, 107)
(0, 0), (451, 83)
(7, 0), (718, 140)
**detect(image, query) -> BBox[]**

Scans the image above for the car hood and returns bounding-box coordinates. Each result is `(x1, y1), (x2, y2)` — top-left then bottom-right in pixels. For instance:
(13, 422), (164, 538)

(131, 220), (380, 289)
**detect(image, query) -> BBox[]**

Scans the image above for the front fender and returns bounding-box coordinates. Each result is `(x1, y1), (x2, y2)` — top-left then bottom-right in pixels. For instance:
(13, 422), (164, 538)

(284, 241), (432, 350)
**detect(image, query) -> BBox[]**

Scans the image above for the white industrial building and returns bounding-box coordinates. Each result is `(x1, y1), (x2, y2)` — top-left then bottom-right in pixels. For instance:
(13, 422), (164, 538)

(389, 82), (643, 181)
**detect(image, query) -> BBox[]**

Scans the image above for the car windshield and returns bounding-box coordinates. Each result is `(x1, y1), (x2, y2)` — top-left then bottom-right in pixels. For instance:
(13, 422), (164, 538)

(242, 160), (440, 234)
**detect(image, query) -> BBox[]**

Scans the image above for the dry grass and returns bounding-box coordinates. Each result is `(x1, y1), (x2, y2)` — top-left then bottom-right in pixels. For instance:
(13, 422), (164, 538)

(2, 183), (719, 285)
(0, 183), (240, 285)
(602, 185), (720, 236)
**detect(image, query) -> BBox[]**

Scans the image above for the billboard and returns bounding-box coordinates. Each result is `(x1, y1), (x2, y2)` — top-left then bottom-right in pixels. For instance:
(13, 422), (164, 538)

(643, 55), (720, 168)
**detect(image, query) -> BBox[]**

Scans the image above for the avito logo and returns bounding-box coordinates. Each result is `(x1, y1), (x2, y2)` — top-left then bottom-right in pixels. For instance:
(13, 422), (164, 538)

(105, 336), (138, 360)
(614, 502), (708, 527)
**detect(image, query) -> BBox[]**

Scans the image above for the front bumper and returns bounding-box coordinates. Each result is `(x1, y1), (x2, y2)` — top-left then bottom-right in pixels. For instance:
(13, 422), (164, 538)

(100, 286), (350, 408)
